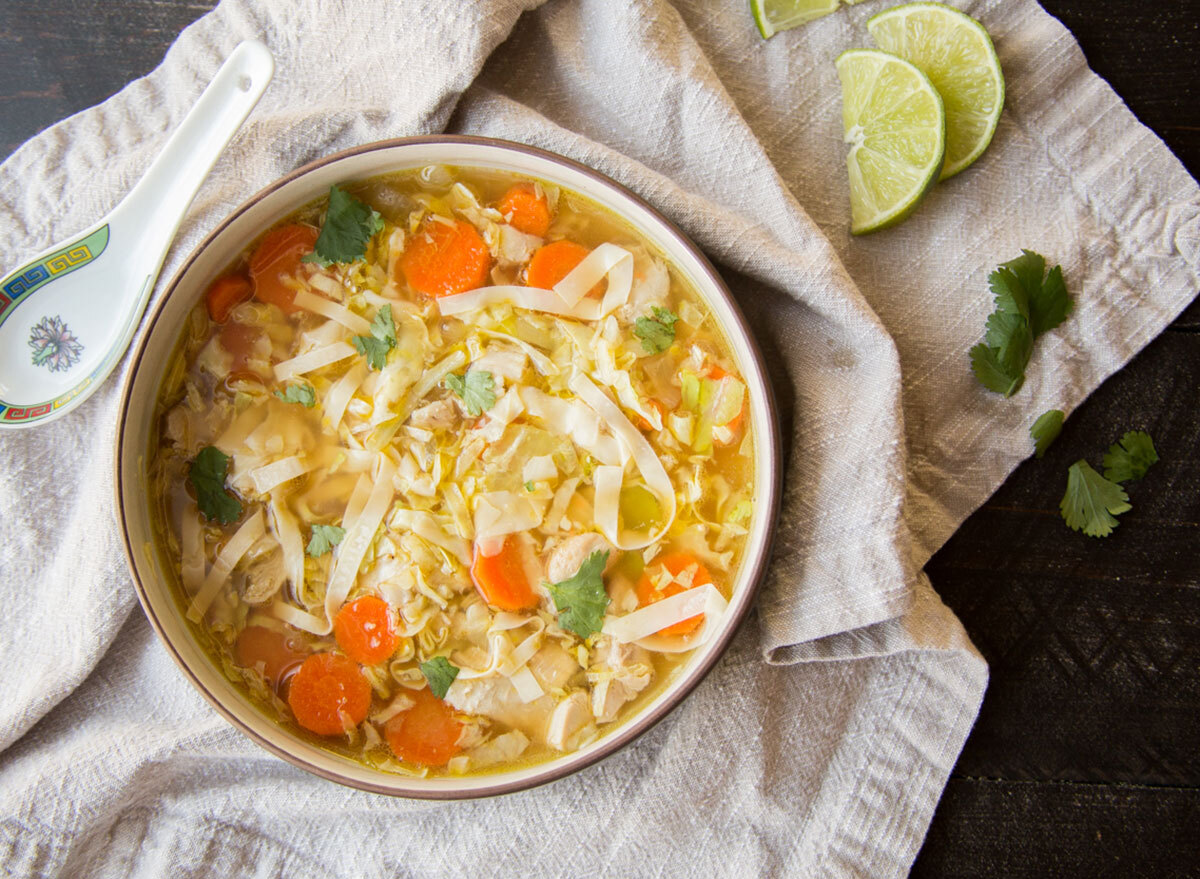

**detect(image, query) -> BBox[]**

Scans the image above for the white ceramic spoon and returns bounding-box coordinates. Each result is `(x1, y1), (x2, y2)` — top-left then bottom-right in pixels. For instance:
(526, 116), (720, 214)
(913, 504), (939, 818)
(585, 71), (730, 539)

(0, 40), (274, 429)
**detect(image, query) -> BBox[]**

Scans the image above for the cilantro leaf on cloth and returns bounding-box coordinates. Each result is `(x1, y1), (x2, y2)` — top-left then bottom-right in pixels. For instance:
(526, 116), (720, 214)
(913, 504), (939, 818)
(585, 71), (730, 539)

(1103, 430), (1159, 483)
(633, 306), (679, 354)
(1030, 409), (1065, 458)
(352, 303), (397, 370)
(420, 656), (460, 699)
(274, 383), (316, 408)
(972, 250), (1073, 396)
(189, 446), (241, 524)
(1060, 460), (1131, 538)
(302, 184), (384, 266)
(306, 524), (346, 557)
(445, 369), (496, 416)
(545, 550), (610, 638)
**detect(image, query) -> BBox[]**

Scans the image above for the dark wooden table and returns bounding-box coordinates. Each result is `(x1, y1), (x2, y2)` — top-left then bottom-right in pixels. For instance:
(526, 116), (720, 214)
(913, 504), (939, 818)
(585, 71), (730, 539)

(1, 2), (1196, 875)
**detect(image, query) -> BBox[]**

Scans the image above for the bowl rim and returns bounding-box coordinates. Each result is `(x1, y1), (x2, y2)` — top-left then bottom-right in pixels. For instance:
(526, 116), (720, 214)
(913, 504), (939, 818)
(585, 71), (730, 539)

(114, 134), (782, 799)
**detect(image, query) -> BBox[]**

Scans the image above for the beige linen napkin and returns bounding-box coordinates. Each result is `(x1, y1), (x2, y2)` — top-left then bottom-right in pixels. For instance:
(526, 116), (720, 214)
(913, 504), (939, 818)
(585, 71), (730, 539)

(1, 1), (1196, 876)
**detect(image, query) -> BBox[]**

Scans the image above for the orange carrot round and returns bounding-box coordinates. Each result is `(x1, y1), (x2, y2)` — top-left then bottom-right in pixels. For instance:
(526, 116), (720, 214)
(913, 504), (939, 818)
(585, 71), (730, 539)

(218, 322), (264, 373)
(384, 686), (463, 766)
(205, 273), (253, 324)
(471, 536), (538, 611)
(636, 551), (712, 636)
(525, 239), (593, 291)
(249, 223), (319, 314)
(334, 595), (398, 666)
(287, 652), (371, 736)
(400, 218), (491, 298)
(496, 183), (551, 237)
(235, 625), (310, 691)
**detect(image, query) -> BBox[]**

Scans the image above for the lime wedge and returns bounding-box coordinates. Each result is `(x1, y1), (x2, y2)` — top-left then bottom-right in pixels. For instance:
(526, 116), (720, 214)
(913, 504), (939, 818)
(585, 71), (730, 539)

(835, 48), (946, 234)
(867, 2), (1004, 179)
(751, 0), (840, 39)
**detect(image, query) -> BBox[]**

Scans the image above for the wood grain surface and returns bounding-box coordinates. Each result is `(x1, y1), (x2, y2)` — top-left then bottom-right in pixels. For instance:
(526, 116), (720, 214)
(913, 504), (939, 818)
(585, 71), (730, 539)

(0, 2), (1196, 876)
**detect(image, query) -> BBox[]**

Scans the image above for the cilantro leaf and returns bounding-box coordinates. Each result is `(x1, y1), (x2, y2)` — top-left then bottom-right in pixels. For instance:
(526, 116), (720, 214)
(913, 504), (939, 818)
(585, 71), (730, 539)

(1030, 409), (1065, 458)
(1102, 430), (1158, 483)
(420, 656), (460, 699)
(306, 524), (346, 557)
(445, 369), (496, 416)
(633, 306), (679, 354)
(545, 550), (610, 638)
(969, 342), (1025, 396)
(189, 446), (241, 525)
(352, 303), (396, 370)
(974, 250), (1072, 396)
(301, 184), (384, 266)
(1060, 460), (1131, 538)
(274, 383), (316, 408)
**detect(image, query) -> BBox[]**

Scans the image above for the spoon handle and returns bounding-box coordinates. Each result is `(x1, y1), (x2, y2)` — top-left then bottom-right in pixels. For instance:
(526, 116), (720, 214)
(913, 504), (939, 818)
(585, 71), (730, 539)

(118, 40), (274, 271)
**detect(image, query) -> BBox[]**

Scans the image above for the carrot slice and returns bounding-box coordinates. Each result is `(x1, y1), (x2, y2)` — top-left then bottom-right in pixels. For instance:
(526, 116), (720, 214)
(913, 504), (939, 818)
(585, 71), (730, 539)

(218, 322), (263, 373)
(525, 239), (593, 291)
(496, 183), (551, 237)
(399, 218), (491, 298)
(287, 652), (371, 736)
(205, 273), (253, 324)
(334, 595), (398, 666)
(471, 536), (538, 611)
(635, 551), (713, 636)
(384, 686), (463, 766)
(235, 625), (310, 691)
(249, 223), (319, 314)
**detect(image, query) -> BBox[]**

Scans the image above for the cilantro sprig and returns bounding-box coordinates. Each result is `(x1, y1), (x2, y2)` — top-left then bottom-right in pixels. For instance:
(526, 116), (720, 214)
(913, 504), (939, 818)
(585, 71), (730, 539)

(1060, 430), (1158, 537)
(545, 550), (610, 638)
(302, 184), (384, 267)
(352, 304), (397, 370)
(274, 383), (316, 408)
(420, 656), (460, 699)
(1030, 409), (1064, 458)
(188, 446), (241, 525)
(633, 306), (679, 354)
(306, 524), (346, 557)
(445, 369), (496, 416)
(971, 251), (1072, 396)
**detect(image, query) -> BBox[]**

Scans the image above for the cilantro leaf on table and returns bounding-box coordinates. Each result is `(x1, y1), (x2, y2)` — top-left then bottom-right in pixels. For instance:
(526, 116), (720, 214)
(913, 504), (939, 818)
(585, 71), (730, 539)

(301, 184), (384, 266)
(274, 383), (316, 408)
(445, 369), (496, 416)
(1060, 460), (1131, 538)
(420, 656), (460, 699)
(352, 303), (397, 370)
(189, 446), (241, 525)
(545, 550), (610, 639)
(1102, 430), (1158, 483)
(1030, 409), (1065, 458)
(633, 306), (679, 354)
(972, 250), (1073, 396)
(306, 524), (346, 558)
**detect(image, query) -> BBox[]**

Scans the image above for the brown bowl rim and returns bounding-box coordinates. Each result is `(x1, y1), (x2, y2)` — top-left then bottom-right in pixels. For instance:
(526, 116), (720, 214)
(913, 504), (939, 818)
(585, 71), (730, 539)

(114, 134), (783, 799)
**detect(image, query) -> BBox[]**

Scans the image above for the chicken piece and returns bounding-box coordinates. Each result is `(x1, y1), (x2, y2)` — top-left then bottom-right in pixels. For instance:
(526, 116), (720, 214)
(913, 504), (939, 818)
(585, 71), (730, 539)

(527, 642), (581, 692)
(240, 540), (288, 605)
(615, 255), (669, 326)
(465, 730), (530, 770)
(444, 677), (556, 741)
(544, 532), (618, 584)
(409, 398), (459, 430)
(546, 691), (595, 751)
(589, 636), (655, 723)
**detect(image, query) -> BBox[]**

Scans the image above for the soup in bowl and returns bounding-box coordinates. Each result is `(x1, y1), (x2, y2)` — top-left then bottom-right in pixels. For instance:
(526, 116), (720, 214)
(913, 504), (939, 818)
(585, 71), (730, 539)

(117, 137), (780, 797)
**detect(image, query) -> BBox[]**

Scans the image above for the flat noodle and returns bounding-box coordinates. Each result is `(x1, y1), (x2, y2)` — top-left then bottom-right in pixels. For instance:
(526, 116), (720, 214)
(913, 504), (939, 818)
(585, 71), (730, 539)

(601, 584), (727, 647)
(268, 497), (305, 598)
(323, 456), (396, 627)
(186, 509), (265, 622)
(180, 503), (205, 595)
(248, 455), (312, 495)
(551, 242), (633, 314)
(293, 289), (372, 336)
(324, 360), (369, 430)
(568, 372), (678, 550)
(273, 342), (357, 382)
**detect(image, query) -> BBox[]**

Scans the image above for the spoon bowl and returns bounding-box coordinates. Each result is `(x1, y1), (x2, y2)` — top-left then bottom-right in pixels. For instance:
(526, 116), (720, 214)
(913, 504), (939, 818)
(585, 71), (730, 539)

(0, 40), (274, 428)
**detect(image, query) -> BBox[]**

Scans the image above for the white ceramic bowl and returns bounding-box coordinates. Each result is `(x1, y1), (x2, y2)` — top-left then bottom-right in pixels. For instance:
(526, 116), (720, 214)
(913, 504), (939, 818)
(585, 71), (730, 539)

(116, 137), (781, 798)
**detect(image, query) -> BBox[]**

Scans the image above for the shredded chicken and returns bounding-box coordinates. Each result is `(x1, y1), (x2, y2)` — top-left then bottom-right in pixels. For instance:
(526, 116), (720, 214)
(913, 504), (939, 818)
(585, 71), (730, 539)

(546, 691), (594, 751)
(409, 398), (459, 430)
(589, 636), (654, 723)
(528, 643), (580, 691)
(544, 532), (617, 583)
